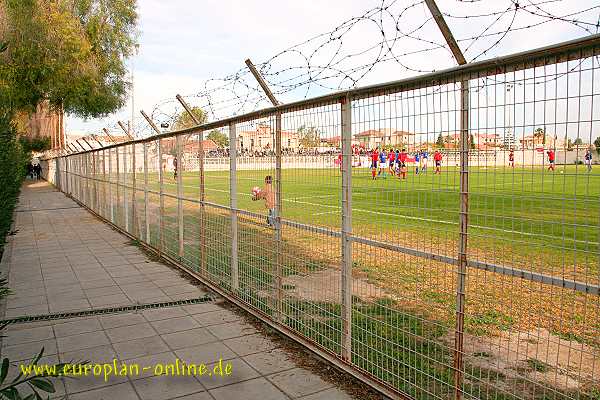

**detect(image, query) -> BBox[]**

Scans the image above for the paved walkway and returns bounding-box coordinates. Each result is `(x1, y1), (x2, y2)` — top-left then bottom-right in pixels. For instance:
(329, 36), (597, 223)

(0, 181), (361, 400)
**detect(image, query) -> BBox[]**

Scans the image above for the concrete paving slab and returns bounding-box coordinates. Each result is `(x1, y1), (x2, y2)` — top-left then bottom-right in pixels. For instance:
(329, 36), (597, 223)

(209, 377), (289, 400)
(160, 327), (219, 350)
(267, 368), (333, 399)
(69, 382), (141, 400)
(0, 182), (364, 400)
(243, 349), (297, 375)
(150, 316), (201, 334)
(112, 335), (171, 360)
(132, 375), (206, 400)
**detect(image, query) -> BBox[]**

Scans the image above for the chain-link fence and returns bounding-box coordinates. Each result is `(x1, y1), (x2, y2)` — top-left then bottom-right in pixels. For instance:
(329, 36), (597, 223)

(42, 35), (600, 400)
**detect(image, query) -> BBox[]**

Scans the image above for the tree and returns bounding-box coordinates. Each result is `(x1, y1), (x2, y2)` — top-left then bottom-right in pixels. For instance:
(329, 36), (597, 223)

(436, 133), (445, 149)
(573, 137), (583, 145)
(469, 133), (475, 150)
(1, 0), (138, 118)
(297, 125), (320, 148)
(207, 130), (228, 148)
(594, 137), (600, 155)
(567, 138), (573, 151)
(534, 127), (546, 144)
(173, 106), (207, 130)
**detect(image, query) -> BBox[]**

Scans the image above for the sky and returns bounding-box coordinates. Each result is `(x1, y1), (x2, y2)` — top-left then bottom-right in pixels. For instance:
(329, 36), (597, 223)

(65, 0), (600, 140)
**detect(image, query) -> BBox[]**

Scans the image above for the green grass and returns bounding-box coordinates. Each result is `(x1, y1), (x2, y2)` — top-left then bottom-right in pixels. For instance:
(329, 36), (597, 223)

(141, 165), (599, 252)
(93, 164), (600, 399)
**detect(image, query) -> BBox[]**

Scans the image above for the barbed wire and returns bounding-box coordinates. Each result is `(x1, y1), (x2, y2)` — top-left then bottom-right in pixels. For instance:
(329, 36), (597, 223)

(88, 0), (600, 140)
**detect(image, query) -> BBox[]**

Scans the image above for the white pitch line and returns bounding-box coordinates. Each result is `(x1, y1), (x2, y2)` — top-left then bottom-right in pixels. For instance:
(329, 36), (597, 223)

(313, 210), (340, 216)
(282, 198), (598, 245)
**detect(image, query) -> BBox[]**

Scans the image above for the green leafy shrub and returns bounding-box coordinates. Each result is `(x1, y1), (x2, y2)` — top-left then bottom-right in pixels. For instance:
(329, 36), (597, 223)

(0, 116), (28, 258)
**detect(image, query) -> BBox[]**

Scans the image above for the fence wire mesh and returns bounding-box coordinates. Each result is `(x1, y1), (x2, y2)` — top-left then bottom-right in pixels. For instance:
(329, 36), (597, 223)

(42, 37), (600, 400)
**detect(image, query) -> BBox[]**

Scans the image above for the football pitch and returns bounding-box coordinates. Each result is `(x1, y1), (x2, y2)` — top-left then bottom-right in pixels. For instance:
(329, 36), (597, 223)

(108, 163), (600, 398)
(156, 164), (599, 257)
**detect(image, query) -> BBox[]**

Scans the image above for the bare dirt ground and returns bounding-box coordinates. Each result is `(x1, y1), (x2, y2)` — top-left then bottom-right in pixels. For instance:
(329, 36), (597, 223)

(444, 328), (600, 393)
(281, 268), (386, 303)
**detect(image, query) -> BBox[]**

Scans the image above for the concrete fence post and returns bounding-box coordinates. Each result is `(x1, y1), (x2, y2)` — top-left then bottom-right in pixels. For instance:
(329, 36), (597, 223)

(199, 130), (206, 277)
(132, 144), (138, 237)
(229, 123), (239, 292)
(340, 94), (353, 362)
(158, 139), (164, 254)
(123, 145), (129, 232)
(116, 146), (120, 226)
(453, 77), (470, 400)
(144, 142), (150, 244)
(274, 112), (283, 321)
(102, 149), (106, 217)
(109, 148), (115, 224)
(177, 135), (184, 259)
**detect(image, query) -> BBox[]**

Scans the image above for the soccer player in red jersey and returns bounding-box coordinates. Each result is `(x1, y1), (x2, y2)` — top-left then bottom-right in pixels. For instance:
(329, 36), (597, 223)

(388, 149), (396, 176)
(547, 149), (555, 171)
(508, 150), (514, 168)
(397, 149), (408, 180)
(370, 149), (378, 180)
(434, 150), (443, 174)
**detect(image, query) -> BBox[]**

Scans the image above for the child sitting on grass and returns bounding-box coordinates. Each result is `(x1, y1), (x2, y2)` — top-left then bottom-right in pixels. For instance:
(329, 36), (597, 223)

(252, 175), (276, 227)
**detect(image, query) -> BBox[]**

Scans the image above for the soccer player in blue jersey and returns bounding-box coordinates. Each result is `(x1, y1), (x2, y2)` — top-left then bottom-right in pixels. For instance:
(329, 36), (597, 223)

(414, 152), (420, 175)
(421, 150), (428, 173)
(378, 149), (387, 178)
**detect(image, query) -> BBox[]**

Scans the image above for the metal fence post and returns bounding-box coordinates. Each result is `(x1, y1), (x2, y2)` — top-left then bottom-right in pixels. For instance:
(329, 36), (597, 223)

(76, 155), (80, 200)
(274, 113), (283, 321)
(123, 145), (129, 232)
(132, 144), (138, 237)
(55, 158), (61, 190)
(144, 142), (150, 243)
(81, 153), (85, 204)
(229, 123), (239, 292)
(102, 149), (106, 217)
(341, 94), (353, 362)
(85, 152), (90, 206)
(109, 148), (115, 224)
(80, 154), (83, 201)
(199, 131), (206, 276)
(92, 151), (97, 212)
(454, 77), (470, 400)
(72, 155), (76, 197)
(65, 156), (69, 195)
(116, 146), (120, 226)
(177, 135), (184, 259)
(158, 139), (164, 254)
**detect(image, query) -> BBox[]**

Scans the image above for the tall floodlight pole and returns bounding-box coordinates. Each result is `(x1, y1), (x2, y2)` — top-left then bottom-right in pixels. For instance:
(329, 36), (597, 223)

(424, 1), (469, 399)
